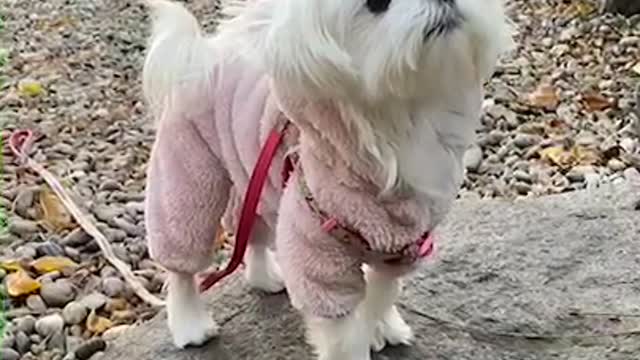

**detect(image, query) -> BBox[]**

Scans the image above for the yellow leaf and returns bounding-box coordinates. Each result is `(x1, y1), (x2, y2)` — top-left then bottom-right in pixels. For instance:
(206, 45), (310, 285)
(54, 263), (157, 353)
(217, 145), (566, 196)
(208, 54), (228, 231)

(39, 188), (74, 232)
(527, 83), (559, 111)
(31, 256), (79, 274)
(572, 146), (601, 165)
(540, 146), (573, 168)
(18, 81), (44, 97)
(0, 259), (26, 273)
(6, 270), (42, 297)
(87, 309), (113, 334)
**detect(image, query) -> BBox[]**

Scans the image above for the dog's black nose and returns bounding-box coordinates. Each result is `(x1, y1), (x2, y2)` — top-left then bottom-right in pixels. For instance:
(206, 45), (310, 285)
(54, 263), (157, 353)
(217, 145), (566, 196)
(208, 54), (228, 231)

(366, 0), (391, 14)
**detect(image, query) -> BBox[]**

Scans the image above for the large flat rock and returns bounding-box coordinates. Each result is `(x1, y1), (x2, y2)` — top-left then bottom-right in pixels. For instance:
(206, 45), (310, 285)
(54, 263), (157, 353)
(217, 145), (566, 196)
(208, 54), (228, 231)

(104, 182), (640, 359)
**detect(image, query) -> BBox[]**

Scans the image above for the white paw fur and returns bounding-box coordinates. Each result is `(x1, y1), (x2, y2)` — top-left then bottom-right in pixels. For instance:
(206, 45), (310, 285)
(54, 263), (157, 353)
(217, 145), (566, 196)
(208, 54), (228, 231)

(305, 313), (372, 360)
(370, 305), (414, 352)
(244, 244), (286, 293)
(167, 272), (220, 348)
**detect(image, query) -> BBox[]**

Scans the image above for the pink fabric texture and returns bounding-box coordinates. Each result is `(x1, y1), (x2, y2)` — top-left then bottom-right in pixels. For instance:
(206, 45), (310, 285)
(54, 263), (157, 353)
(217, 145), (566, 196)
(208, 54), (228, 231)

(145, 61), (436, 319)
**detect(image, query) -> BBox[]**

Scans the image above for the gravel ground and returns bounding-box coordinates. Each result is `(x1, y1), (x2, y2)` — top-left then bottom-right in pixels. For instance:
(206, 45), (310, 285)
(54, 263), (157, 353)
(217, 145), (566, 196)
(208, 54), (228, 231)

(0, 0), (639, 359)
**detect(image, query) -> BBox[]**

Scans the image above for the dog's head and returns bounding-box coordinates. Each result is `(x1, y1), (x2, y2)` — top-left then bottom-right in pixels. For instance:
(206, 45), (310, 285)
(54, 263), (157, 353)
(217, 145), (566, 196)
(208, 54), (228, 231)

(219, 0), (513, 103)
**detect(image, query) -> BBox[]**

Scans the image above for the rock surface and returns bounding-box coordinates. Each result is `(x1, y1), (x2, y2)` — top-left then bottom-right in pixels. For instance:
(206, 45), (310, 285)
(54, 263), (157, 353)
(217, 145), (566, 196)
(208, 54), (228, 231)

(103, 182), (640, 359)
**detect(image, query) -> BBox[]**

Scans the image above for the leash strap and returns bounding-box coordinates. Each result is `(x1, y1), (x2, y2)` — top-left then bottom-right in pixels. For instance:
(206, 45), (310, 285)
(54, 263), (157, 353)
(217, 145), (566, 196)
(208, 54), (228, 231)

(199, 122), (290, 293)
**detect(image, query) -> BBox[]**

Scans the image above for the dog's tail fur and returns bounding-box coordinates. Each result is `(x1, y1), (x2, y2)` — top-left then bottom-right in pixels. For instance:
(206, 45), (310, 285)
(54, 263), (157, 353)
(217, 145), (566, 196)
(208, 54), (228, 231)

(141, 0), (218, 122)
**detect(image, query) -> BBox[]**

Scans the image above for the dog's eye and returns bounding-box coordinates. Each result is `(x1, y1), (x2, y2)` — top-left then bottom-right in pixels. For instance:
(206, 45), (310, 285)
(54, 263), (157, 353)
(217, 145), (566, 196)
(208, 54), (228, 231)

(366, 0), (391, 14)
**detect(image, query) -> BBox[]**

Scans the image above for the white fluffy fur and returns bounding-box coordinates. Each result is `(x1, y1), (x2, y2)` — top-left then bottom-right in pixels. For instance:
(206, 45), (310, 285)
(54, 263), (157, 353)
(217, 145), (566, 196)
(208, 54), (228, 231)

(142, 0), (513, 356)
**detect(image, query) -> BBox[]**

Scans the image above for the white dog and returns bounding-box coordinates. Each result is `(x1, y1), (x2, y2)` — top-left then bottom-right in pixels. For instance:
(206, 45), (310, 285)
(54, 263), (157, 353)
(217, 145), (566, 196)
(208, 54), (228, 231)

(140, 0), (513, 359)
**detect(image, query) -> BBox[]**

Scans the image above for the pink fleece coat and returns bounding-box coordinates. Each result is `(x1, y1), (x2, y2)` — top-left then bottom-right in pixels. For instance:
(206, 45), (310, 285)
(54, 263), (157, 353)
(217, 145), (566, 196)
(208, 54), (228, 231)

(145, 60), (434, 319)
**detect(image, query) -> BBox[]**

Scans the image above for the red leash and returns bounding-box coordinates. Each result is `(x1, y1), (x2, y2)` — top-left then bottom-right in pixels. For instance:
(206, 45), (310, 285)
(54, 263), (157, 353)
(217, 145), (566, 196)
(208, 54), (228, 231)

(199, 122), (291, 293)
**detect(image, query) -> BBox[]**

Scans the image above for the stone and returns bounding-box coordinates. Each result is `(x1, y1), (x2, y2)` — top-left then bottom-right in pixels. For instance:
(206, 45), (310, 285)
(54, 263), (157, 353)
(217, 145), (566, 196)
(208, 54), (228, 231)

(62, 229), (92, 247)
(36, 240), (66, 257)
(13, 187), (36, 219)
(15, 331), (31, 354)
(513, 133), (540, 149)
(0, 348), (20, 360)
(8, 218), (40, 237)
(47, 332), (66, 351)
(41, 280), (75, 308)
(101, 277), (125, 297)
(15, 315), (37, 334)
(26, 295), (47, 313)
(35, 314), (65, 337)
(80, 292), (108, 311)
(463, 145), (483, 172)
(62, 301), (88, 325)
(102, 183), (640, 360)
(74, 339), (106, 360)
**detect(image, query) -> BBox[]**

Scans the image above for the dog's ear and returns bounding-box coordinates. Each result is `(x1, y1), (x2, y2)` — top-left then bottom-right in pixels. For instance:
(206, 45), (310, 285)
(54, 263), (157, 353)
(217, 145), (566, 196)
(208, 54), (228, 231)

(217, 0), (357, 99)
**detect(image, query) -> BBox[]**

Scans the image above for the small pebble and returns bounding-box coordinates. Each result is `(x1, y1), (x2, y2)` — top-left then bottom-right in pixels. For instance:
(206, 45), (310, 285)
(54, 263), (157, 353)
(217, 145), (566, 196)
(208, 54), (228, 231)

(463, 145), (483, 172)
(47, 332), (66, 351)
(63, 301), (89, 325)
(74, 339), (106, 360)
(8, 218), (40, 236)
(98, 179), (122, 192)
(513, 134), (540, 149)
(0, 348), (20, 360)
(80, 292), (108, 311)
(36, 241), (66, 257)
(62, 229), (92, 247)
(35, 314), (65, 337)
(101, 277), (125, 297)
(15, 315), (37, 334)
(26, 295), (47, 313)
(15, 331), (31, 354)
(15, 245), (37, 260)
(13, 188), (36, 219)
(41, 280), (76, 308)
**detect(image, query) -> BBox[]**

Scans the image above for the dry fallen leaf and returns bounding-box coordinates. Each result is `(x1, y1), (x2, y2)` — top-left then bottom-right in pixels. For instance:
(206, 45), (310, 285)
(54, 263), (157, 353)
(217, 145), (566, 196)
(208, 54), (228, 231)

(6, 270), (42, 297)
(582, 92), (614, 112)
(18, 81), (44, 97)
(0, 259), (27, 273)
(213, 224), (227, 251)
(31, 256), (79, 274)
(39, 188), (74, 232)
(527, 83), (559, 111)
(572, 146), (601, 165)
(540, 145), (601, 168)
(540, 146), (573, 168)
(87, 309), (113, 334)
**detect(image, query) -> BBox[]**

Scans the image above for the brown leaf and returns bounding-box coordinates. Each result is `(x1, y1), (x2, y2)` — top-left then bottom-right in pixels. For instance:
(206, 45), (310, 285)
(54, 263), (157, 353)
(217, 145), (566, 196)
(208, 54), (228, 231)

(582, 92), (614, 112)
(6, 270), (42, 297)
(31, 256), (79, 275)
(38, 188), (74, 232)
(527, 83), (559, 111)
(86, 309), (113, 334)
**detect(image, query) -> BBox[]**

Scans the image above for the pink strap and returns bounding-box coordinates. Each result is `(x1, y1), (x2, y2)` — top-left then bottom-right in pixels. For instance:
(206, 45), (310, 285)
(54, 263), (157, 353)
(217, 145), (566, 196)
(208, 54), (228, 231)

(199, 122), (289, 293)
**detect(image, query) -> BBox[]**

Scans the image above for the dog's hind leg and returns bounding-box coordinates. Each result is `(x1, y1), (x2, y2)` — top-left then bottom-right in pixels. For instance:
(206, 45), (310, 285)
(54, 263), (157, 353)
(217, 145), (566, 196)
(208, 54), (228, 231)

(145, 116), (231, 349)
(244, 216), (285, 293)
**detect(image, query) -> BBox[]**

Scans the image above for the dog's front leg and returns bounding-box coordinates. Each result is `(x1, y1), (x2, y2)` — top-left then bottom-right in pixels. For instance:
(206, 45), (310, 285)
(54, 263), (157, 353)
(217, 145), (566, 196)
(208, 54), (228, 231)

(363, 265), (414, 352)
(305, 311), (372, 360)
(167, 272), (220, 348)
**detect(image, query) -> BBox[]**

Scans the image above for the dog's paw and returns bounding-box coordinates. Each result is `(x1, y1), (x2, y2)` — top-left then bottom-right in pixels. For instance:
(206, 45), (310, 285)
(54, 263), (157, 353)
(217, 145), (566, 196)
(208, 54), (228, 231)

(245, 248), (285, 293)
(370, 306), (414, 352)
(170, 315), (219, 348)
